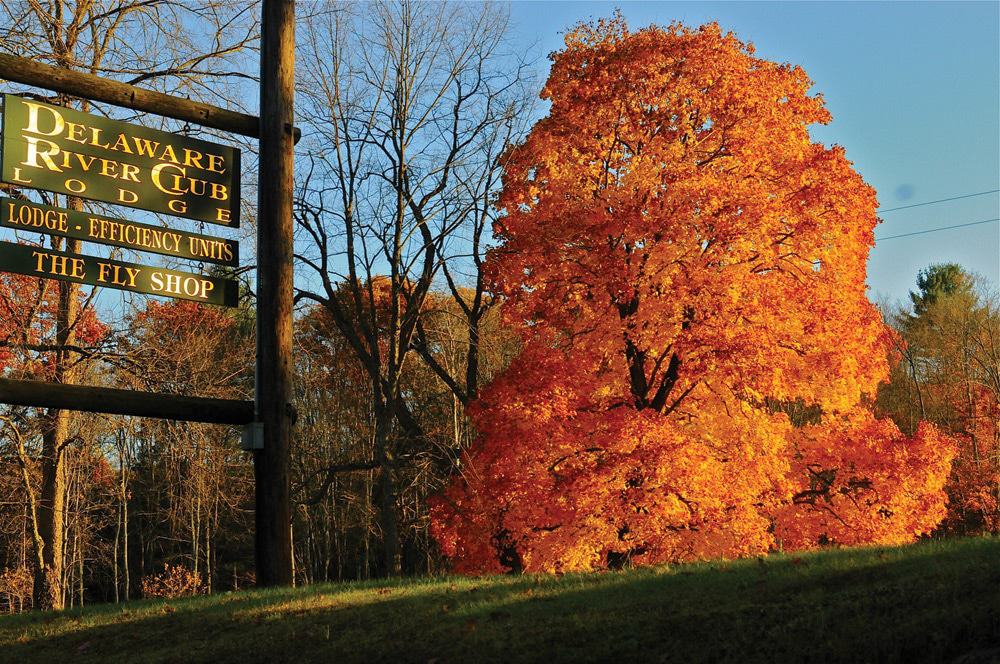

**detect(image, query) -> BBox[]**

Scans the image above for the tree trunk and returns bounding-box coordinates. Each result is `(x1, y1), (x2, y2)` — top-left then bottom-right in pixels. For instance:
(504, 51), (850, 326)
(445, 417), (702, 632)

(34, 414), (67, 611)
(123, 478), (130, 602)
(374, 414), (401, 576)
(34, 218), (81, 610)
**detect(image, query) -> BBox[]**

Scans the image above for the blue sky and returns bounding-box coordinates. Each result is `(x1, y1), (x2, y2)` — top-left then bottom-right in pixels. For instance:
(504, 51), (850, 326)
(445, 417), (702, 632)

(507, 1), (1000, 304)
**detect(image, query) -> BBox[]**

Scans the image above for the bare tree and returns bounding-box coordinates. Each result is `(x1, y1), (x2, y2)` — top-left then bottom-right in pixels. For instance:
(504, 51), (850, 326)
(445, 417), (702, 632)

(293, 0), (531, 575)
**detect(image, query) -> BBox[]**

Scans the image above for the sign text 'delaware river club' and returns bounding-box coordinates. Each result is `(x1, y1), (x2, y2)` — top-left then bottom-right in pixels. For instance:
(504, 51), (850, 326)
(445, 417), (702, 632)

(0, 93), (240, 307)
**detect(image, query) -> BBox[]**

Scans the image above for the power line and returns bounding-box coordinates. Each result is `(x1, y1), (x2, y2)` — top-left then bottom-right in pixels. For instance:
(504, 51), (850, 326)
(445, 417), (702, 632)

(875, 217), (1000, 242)
(877, 189), (999, 214)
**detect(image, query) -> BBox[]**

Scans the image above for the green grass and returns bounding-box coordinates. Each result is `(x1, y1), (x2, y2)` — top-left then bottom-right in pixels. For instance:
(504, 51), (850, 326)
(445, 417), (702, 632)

(2, 537), (998, 663)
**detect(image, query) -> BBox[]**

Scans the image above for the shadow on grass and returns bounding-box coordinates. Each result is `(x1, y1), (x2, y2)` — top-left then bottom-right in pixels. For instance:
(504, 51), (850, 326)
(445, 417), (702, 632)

(2, 538), (998, 664)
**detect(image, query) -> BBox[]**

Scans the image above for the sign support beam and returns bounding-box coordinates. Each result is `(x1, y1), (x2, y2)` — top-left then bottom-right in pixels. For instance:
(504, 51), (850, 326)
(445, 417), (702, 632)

(0, 53), (299, 142)
(0, 378), (254, 424)
(253, 0), (295, 587)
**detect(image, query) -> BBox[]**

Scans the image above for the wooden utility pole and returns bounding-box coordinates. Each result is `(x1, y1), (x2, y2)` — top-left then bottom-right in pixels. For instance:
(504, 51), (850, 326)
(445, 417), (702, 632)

(254, 0), (296, 586)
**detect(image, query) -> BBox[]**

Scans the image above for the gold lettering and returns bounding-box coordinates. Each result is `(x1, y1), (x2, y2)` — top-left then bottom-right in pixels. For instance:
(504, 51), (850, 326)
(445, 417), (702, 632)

(209, 183), (228, 201)
(169, 173), (186, 193)
(165, 273), (181, 293)
(147, 271), (215, 301)
(21, 136), (62, 171)
(22, 102), (65, 137)
(206, 154), (225, 174)
(118, 188), (139, 204)
(11, 168), (32, 184)
(151, 162), (186, 195)
(64, 178), (86, 194)
(160, 144), (178, 164)
(34, 252), (85, 278)
(97, 263), (139, 288)
(89, 127), (110, 150)
(119, 164), (140, 183)
(74, 154), (97, 171)
(164, 233), (181, 252)
(51, 255), (72, 276)
(215, 208), (231, 224)
(167, 199), (188, 214)
(99, 159), (119, 178)
(110, 133), (133, 154)
(65, 122), (87, 144)
(198, 279), (214, 300)
(97, 263), (134, 287)
(183, 149), (205, 169)
(12, 204), (68, 232)
(133, 137), (161, 157)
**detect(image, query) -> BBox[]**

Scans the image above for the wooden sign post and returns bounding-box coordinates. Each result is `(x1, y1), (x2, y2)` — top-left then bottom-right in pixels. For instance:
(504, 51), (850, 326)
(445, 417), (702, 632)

(254, 0), (296, 587)
(0, 0), (297, 588)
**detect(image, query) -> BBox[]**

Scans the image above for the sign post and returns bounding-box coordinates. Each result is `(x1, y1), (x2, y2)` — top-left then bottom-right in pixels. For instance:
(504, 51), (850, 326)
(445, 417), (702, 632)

(0, 1), (298, 588)
(254, 0), (296, 587)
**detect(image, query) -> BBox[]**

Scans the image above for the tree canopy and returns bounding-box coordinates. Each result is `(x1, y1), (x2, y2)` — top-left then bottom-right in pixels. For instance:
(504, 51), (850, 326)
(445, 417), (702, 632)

(431, 17), (957, 573)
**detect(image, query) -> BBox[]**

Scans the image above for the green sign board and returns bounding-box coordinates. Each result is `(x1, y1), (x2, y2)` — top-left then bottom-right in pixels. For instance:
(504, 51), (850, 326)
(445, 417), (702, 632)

(0, 94), (240, 227)
(0, 240), (238, 307)
(0, 197), (238, 267)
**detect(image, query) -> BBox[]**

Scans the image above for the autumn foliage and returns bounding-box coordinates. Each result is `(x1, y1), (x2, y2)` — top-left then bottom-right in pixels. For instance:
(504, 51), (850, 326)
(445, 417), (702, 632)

(0, 271), (106, 377)
(141, 564), (206, 599)
(877, 265), (1000, 535)
(774, 411), (956, 549)
(430, 18), (958, 573)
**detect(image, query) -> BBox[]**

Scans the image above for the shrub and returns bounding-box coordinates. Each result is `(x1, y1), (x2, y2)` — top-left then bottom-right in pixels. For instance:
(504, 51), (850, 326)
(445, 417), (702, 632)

(141, 564), (205, 599)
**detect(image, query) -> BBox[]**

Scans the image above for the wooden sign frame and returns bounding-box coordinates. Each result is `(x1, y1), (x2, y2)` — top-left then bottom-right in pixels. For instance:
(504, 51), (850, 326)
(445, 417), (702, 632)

(0, 0), (297, 587)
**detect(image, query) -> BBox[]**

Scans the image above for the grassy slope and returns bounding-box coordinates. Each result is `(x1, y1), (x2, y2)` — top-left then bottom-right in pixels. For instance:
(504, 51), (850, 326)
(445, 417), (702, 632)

(1, 537), (998, 664)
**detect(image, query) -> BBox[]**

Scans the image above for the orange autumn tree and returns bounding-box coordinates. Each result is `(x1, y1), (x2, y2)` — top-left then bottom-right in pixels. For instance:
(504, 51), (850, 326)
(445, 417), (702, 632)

(0, 271), (107, 377)
(430, 17), (956, 573)
(774, 412), (956, 550)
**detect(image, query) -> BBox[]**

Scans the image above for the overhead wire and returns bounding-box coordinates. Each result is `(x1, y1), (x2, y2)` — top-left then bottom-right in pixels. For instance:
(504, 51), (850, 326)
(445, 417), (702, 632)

(869, 187), (999, 241)
(875, 218), (1000, 242)
(876, 189), (999, 213)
